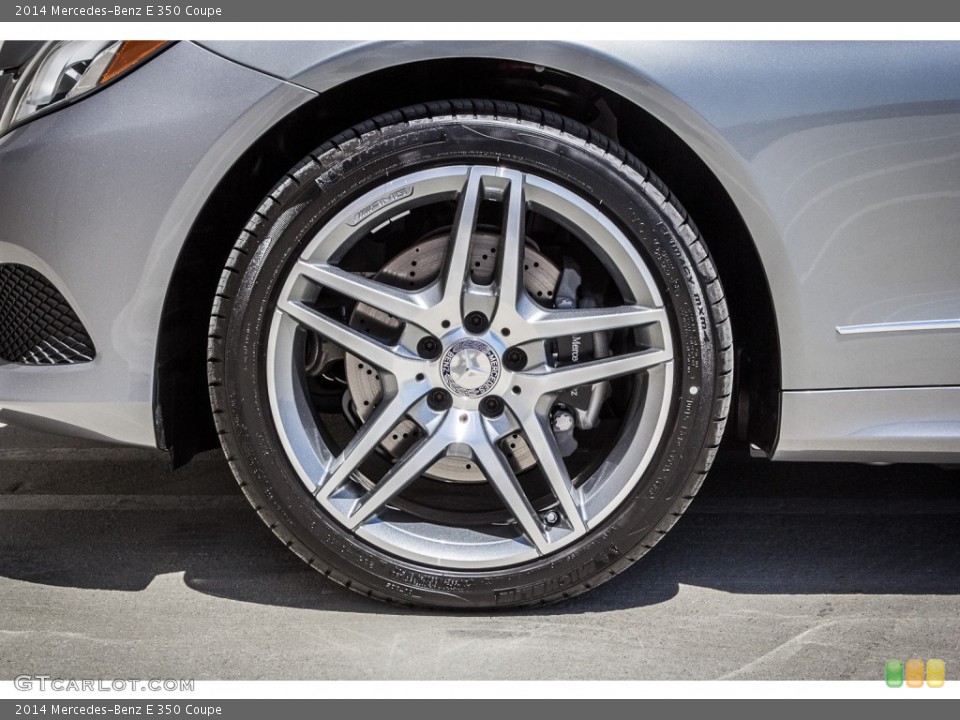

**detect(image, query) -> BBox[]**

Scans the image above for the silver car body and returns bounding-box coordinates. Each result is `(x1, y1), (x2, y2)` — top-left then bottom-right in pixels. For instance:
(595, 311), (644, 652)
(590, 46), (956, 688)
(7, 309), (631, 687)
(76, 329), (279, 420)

(1, 40), (958, 461)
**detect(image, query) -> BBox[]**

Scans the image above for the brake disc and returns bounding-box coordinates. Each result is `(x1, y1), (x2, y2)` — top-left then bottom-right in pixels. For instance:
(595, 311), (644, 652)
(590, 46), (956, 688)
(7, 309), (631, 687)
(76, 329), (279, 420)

(344, 232), (560, 482)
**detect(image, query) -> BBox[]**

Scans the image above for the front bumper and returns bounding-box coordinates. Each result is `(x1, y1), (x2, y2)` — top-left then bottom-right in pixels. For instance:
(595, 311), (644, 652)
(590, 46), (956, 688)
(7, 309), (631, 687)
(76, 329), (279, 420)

(0, 41), (314, 446)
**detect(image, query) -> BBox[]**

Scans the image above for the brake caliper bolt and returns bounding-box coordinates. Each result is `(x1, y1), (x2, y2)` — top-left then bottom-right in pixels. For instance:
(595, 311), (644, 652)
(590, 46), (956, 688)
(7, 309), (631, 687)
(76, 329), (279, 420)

(464, 311), (489, 334)
(503, 347), (527, 371)
(543, 510), (560, 526)
(479, 396), (504, 418)
(427, 388), (452, 411)
(417, 336), (441, 360)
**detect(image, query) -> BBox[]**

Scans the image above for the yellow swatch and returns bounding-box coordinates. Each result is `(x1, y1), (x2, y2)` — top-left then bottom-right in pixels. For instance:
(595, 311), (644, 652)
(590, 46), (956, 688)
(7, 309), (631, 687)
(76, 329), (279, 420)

(926, 659), (945, 688)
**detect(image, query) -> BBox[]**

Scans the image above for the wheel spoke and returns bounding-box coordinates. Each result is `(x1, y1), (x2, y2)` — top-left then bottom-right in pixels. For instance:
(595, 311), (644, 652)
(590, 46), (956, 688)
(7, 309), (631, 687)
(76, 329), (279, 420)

(472, 439), (551, 554)
(344, 430), (449, 529)
(316, 391), (422, 500)
(493, 170), (527, 319)
(439, 168), (484, 310)
(295, 260), (435, 327)
(280, 298), (412, 374)
(522, 304), (668, 341)
(526, 346), (673, 394)
(512, 409), (587, 535)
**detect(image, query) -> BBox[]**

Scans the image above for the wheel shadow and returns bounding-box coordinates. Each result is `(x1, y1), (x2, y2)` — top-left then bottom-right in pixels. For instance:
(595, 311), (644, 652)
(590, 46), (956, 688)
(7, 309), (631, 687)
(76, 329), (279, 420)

(1, 427), (959, 616)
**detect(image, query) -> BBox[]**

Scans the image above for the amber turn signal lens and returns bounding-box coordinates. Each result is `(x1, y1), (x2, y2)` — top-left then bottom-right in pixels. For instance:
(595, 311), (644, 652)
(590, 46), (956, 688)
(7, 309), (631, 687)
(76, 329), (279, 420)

(100, 41), (168, 85)
(905, 658), (925, 687)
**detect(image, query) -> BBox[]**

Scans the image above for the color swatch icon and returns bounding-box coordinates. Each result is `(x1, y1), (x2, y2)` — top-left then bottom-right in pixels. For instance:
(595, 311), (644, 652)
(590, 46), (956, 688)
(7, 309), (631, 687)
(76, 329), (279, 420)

(927, 659), (946, 688)
(885, 659), (904, 687)
(886, 659), (945, 687)
(906, 659), (924, 687)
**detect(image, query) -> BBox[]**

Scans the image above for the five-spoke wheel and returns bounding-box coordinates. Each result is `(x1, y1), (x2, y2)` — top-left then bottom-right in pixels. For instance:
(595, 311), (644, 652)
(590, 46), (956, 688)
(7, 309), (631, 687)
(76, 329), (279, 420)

(270, 166), (673, 566)
(209, 100), (731, 607)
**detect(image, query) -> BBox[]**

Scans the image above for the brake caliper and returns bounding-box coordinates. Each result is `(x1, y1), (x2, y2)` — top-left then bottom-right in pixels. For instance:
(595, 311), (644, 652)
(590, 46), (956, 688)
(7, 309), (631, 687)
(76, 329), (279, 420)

(551, 260), (612, 457)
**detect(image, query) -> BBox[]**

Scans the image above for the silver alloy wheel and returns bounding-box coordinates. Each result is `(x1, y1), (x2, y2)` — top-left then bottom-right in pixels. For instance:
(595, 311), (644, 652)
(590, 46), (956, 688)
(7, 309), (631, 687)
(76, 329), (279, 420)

(266, 165), (675, 569)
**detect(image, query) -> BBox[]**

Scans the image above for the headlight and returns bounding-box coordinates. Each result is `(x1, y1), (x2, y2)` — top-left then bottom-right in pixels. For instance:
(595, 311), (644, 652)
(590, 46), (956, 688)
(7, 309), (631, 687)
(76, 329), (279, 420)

(0, 40), (169, 135)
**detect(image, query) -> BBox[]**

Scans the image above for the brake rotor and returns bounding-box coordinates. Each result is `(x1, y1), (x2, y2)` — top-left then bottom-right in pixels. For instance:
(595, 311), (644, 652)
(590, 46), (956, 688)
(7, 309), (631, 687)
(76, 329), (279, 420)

(345, 232), (560, 482)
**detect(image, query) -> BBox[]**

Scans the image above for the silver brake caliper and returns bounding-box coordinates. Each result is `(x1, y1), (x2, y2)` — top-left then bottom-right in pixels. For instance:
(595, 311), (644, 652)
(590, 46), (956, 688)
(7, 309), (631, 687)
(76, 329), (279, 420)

(550, 259), (612, 457)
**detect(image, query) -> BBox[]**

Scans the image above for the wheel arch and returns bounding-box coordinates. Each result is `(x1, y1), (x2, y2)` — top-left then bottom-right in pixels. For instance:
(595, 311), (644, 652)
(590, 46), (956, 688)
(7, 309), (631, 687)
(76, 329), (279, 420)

(155, 55), (781, 463)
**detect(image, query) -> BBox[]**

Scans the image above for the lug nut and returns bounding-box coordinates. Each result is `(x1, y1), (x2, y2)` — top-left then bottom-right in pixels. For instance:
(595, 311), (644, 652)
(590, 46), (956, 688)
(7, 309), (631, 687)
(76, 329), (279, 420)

(503, 347), (527, 371)
(464, 311), (489, 334)
(479, 396), (504, 418)
(417, 336), (441, 360)
(427, 388), (452, 411)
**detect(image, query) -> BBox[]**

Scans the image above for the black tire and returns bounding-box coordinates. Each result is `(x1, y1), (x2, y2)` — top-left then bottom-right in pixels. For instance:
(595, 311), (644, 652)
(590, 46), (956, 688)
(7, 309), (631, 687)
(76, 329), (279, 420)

(208, 99), (732, 609)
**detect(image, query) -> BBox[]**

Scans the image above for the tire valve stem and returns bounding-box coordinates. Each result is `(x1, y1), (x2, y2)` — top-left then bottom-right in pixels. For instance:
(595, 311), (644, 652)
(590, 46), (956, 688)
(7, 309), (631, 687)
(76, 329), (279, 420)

(543, 510), (560, 526)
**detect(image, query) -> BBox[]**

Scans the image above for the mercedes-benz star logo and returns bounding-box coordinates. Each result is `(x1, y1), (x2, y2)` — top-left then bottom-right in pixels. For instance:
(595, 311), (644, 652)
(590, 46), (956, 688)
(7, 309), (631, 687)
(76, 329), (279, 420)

(440, 339), (501, 398)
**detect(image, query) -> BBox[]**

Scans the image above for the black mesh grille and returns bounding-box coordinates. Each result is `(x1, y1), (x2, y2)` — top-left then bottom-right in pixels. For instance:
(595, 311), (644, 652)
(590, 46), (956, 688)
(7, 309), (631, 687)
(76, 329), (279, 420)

(0, 264), (95, 365)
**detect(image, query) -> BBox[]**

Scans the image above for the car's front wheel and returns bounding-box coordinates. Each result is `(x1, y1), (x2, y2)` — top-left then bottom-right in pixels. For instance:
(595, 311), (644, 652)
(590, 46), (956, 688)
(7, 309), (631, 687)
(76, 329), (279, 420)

(208, 100), (732, 608)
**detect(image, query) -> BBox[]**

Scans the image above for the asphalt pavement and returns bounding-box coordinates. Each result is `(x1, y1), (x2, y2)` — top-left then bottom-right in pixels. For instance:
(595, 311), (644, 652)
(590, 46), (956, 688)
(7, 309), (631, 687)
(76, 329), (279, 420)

(1, 422), (958, 681)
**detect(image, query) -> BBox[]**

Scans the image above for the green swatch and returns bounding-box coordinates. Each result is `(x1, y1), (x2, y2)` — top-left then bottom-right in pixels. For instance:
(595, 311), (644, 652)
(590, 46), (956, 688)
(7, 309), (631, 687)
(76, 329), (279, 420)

(886, 659), (904, 687)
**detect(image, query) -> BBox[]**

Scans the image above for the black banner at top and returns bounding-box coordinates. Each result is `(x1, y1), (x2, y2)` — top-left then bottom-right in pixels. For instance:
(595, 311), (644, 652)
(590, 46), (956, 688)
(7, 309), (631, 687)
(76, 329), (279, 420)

(3, 1), (960, 23)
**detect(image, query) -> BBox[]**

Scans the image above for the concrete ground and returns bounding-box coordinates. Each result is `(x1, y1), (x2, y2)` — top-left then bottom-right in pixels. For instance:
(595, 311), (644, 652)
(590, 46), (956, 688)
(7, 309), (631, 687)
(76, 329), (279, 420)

(1, 422), (958, 681)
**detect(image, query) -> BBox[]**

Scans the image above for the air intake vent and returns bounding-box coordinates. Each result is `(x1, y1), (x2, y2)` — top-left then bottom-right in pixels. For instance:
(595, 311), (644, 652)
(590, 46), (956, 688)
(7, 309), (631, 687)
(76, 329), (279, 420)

(0, 264), (95, 365)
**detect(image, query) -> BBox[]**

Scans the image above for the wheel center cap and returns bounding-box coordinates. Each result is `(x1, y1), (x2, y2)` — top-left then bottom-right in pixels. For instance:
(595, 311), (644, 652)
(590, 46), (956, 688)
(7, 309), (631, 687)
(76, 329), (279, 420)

(441, 338), (501, 398)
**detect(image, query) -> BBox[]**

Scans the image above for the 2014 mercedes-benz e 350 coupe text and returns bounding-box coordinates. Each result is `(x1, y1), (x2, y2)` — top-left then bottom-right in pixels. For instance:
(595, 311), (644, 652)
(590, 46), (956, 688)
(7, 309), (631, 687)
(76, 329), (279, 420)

(1, 40), (958, 607)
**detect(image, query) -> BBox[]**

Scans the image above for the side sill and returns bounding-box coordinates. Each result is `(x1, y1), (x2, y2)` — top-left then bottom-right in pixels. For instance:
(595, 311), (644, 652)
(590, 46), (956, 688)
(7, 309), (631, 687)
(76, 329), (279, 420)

(773, 387), (960, 464)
